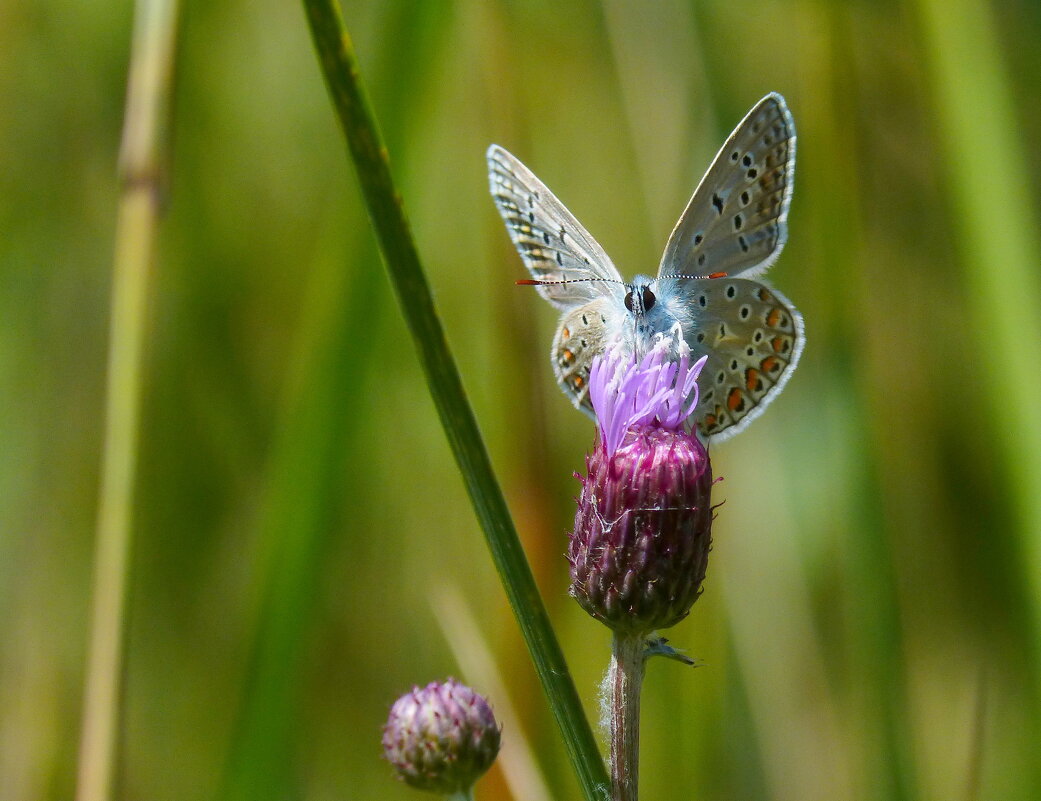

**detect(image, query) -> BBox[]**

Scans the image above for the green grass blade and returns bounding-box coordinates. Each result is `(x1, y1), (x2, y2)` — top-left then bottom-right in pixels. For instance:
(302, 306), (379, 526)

(915, 0), (1041, 672)
(300, 1), (609, 797)
(219, 236), (385, 801)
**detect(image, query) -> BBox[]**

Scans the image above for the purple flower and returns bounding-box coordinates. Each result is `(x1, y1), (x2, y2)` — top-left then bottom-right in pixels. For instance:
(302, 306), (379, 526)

(588, 334), (708, 456)
(569, 336), (714, 634)
(382, 679), (501, 795)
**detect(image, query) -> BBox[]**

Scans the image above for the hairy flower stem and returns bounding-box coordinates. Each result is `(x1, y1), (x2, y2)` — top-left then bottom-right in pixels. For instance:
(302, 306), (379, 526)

(609, 633), (645, 801)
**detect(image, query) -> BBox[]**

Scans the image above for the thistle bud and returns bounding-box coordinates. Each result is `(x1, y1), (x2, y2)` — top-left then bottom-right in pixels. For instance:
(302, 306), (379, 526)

(568, 336), (714, 634)
(381, 679), (501, 795)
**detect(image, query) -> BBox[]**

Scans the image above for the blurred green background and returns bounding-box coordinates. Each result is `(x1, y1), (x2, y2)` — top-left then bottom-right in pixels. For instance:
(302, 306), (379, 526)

(4, 0), (1041, 799)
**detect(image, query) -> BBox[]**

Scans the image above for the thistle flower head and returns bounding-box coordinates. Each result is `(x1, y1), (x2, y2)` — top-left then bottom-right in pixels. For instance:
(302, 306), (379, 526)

(382, 679), (501, 795)
(569, 332), (714, 634)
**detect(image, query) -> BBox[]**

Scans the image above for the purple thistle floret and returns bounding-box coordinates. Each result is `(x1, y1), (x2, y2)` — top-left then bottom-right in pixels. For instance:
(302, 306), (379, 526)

(382, 679), (501, 795)
(588, 336), (708, 456)
(569, 335), (715, 634)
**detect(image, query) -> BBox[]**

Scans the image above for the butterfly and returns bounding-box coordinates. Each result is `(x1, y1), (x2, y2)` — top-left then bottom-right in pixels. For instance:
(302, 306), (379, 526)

(487, 93), (804, 442)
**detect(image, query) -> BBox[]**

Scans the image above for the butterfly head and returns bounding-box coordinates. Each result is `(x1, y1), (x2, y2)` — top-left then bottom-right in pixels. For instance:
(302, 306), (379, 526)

(623, 275), (681, 354)
(623, 277), (657, 316)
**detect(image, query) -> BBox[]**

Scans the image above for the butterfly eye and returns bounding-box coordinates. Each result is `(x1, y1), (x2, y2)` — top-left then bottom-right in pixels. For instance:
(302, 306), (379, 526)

(624, 290), (634, 312)
(641, 286), (656, 312)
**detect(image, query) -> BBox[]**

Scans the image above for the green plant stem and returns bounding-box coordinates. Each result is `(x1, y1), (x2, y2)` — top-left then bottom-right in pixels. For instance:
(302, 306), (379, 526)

(607, 634), (645, 801)
(75, 2), (179, 801)
(300, 2), (609, 797)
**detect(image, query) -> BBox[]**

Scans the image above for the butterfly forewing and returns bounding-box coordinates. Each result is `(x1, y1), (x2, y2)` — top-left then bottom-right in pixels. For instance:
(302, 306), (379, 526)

(658, 93), (795, 280)
(487, 145), (624, 309)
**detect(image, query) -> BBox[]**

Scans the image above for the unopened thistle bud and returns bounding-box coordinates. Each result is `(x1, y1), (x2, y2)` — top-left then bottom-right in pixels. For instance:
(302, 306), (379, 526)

(568, 335), (714, 634)
(381, 679), (501, 796)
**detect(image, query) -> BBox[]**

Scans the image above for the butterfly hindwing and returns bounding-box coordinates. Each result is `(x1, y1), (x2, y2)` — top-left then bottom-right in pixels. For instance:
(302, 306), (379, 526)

(552, 297), (627, 414)
(661, 276), (803, 440)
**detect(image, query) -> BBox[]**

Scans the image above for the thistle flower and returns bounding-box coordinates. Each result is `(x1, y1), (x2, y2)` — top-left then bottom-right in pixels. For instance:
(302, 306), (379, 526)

(568, 333), (714, 634)
(381, 679), (501, 797)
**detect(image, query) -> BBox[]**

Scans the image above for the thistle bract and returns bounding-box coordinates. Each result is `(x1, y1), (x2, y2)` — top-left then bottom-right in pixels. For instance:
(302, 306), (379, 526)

(568, 335), (714, 634)
(382, 679), (501, 795)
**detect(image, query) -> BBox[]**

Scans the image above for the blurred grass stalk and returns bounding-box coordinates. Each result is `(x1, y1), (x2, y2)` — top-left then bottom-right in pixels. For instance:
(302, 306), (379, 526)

(75, 1), (179, 800)
(433, 585), (556, 801)
(915, 0), (1041, 665)
(300, 1), (609, 797)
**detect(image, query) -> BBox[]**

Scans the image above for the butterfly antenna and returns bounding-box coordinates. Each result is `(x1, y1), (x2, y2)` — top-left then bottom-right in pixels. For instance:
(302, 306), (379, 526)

(515, 278), (624, 287)
(667, 272), (729, 281)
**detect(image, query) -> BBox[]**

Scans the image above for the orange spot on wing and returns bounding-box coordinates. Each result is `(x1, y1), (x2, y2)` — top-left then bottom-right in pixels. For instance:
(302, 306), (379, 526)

(766, 307), (782, 327)
(727, 388), (745, 413)
(771, 336), (786, 353)
(562, 327), (570, 339)
(745, 368), (761, 391)
(562, 349), (574, 364)
(708, 271), (728, 279)
(761, 356), (780, 374)
(758, 287), (774, 302)
(573, 375), (585, 389)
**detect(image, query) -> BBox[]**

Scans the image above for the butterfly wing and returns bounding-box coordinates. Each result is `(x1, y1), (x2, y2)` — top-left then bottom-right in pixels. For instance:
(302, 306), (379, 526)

(488, 144), (624, 309)
(659, 275), (803, 441)
(658, 93), (795, 280)
(552, 297), (629, 415)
